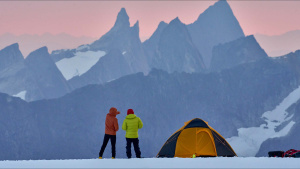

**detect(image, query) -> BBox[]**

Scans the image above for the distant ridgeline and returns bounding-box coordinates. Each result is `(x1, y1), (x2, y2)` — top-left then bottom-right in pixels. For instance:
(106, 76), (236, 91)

(0, 0), (300, 160)
(0, 0), (247, 101)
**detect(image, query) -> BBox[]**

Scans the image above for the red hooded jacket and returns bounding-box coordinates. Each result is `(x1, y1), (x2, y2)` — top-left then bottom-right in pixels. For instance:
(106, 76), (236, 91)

(105, 107), (120, 135)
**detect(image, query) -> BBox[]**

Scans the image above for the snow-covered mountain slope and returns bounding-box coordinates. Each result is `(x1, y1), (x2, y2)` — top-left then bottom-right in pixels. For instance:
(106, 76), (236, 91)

(67, 49), (132, 89)
(187, 0), (245, 68)
(0, 158), (299, 169)
(210, 35), (268, 72)
(227, 85), (300, 157)
(253, 51), (300, 157)
(55, 50), (106, 80)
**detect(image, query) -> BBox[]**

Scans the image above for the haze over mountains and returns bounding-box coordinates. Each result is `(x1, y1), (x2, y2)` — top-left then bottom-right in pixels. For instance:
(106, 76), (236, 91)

(0, 0), (300, 160)
(0, 33), (97, 57)
(255, 30), (300, 57)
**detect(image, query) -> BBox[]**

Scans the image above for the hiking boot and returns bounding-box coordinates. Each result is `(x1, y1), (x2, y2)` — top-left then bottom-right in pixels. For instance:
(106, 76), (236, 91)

(98, 157), (102, 159)
(112, 157), (115, 159)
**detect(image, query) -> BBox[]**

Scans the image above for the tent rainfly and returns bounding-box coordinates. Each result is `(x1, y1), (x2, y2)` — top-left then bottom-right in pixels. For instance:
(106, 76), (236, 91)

(157, 118), (237, 158)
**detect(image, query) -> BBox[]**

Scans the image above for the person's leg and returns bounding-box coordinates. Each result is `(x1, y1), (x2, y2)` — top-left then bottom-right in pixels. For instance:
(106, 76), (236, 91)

(99, 134), (110, 157)
(111, 135), (116, 158)
(133, 138), (141, 158)
(126, 138), (132, 158)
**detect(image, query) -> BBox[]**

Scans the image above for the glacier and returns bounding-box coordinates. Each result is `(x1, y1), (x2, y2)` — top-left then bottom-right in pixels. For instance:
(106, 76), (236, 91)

(55, 50), (106, 80)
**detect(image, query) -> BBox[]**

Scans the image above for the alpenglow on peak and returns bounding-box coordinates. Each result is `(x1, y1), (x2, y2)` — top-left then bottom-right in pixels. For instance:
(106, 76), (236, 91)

(114, 8), (130, 28)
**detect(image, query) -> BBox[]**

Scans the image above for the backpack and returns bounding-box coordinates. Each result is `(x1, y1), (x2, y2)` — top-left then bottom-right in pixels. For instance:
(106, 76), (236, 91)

(268, 151), (284, 157)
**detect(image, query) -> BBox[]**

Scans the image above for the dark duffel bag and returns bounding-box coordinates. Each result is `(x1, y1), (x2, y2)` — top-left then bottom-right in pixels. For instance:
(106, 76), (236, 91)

(268, 151), (284, 157)
(294, 152), (300, 158)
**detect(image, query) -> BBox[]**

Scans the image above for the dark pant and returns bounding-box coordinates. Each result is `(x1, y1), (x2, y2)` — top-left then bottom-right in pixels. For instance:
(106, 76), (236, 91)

(126, 138), (141, 158)
(99, 134), (116, 158)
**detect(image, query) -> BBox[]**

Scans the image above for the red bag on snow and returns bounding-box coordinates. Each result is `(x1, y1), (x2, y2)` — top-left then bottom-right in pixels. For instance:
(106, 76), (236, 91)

(284, 149), (300, 158)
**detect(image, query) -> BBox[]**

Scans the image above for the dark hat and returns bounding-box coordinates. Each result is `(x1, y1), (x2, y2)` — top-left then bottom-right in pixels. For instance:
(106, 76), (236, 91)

(127, 109), (134, 115)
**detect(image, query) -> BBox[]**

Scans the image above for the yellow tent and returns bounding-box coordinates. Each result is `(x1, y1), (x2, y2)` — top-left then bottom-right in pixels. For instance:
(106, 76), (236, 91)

(157, 118), (237, 157)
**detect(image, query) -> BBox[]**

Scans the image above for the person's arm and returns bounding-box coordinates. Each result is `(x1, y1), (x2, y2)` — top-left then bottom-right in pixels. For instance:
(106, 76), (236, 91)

(114, 118), (119, 132)
(122, 120), (127, 131)
(138, 118), (143, 129)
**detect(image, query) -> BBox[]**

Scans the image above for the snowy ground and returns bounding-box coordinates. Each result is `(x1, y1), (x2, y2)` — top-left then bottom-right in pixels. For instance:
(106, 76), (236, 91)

(0, 157), (299, 168)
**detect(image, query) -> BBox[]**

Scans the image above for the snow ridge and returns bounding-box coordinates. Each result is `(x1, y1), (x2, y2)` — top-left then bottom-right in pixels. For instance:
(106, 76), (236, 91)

(13, 91), (27, 100)
(227, 85), (300, 157)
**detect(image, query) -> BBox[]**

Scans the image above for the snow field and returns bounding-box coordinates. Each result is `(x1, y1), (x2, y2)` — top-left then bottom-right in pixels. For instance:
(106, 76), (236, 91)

(13, 91), (27, 100)
(55, 50), (106, 80)
(0, 157), (299, 168)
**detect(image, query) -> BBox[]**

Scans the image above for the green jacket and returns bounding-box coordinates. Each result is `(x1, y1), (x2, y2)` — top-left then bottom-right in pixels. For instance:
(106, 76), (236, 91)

(122, 114), (143, 138)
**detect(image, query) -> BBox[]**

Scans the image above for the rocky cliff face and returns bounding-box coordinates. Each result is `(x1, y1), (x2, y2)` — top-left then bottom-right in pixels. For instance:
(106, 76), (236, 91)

(0, 45), (70, 101)
(0, 43), (24, 72)
(50, 8), (149, 91)
(25, 47), (70, 100)
(187, 0), (245, 68)
(144, 18), (205, 73)
(89, 8), (149, 74)
(143, 21), (168, 67)
(210, 35), (268, 72)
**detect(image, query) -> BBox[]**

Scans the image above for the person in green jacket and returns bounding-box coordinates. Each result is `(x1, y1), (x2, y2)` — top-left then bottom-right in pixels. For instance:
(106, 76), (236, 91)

(122, 109), (143, 158)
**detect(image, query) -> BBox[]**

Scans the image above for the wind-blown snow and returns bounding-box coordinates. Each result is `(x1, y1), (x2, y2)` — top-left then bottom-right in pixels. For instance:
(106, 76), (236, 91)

(52, 49), (68, 55)
(76, 45), (90, 51)
(227, 85), (300, 157)
(0, 158), (299, 168)
(13, 91), (27, 100)
(55, 50), (106, 80)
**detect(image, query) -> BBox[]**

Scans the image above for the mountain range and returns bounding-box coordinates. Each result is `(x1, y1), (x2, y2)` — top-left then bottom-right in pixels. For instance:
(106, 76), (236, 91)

(0, 0), (300, 160)
(0, 44), (69, 101)
(0, 0), (252, 100)
(0, 33), (97, 57)
(1, 54), (300, 159)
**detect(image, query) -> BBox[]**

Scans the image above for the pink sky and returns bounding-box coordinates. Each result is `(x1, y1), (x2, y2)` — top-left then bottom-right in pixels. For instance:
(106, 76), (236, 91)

(0, 1), (299, 39)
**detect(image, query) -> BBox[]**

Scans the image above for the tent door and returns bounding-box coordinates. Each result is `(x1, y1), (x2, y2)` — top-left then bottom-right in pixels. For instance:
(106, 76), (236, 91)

(195, 128), (217, 157)
(175, 128), (217, 157)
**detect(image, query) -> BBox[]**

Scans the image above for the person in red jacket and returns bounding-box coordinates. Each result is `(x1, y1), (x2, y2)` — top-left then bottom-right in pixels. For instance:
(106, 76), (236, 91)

(99, 107), (120, 159)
